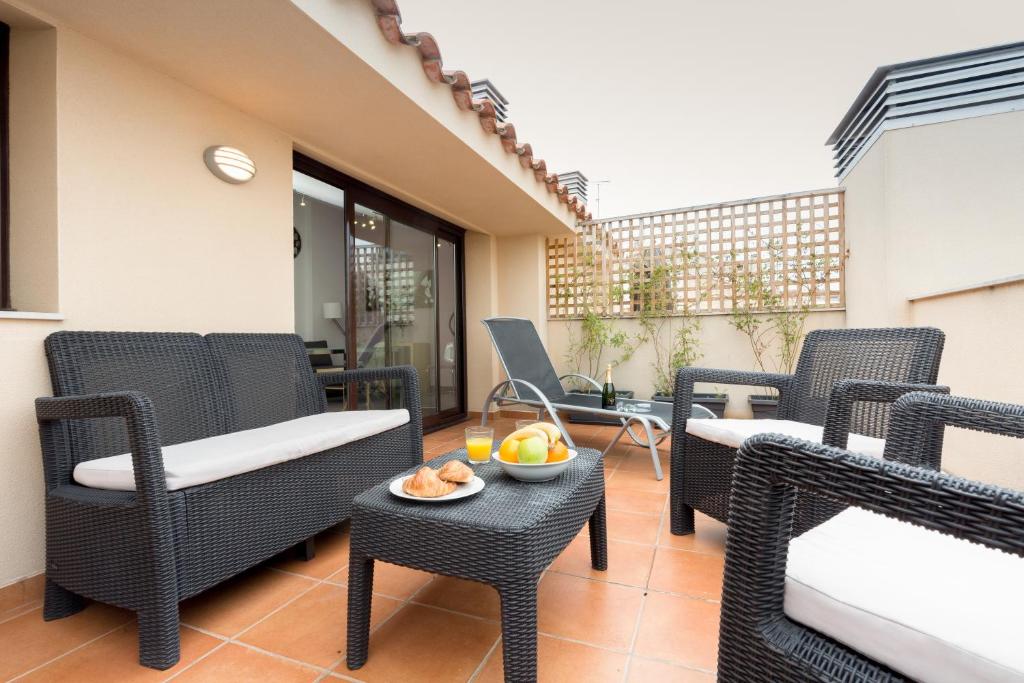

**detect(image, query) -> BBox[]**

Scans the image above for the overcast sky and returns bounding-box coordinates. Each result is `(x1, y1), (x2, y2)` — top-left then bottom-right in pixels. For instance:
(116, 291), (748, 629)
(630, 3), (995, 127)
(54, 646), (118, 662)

(395, 0), (1024, 218)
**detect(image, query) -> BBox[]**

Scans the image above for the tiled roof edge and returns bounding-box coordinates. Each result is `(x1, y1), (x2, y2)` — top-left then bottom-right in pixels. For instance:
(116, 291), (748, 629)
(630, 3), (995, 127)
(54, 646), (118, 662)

(370, 0), (590, 221)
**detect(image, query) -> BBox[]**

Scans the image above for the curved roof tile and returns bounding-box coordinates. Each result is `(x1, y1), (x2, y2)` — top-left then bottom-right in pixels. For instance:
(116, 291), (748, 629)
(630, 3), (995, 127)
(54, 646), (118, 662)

(370, 0), (590, 221)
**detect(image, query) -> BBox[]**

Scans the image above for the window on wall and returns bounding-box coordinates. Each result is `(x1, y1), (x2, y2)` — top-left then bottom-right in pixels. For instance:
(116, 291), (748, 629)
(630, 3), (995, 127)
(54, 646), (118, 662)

(0, 22), (10, 310)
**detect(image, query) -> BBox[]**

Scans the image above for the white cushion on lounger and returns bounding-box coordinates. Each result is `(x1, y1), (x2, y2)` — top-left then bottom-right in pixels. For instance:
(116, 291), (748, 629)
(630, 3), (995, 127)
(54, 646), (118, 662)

(785, 507), (1024, 683)
(73, 409), (410, 492)
(685, 418), (885, 459)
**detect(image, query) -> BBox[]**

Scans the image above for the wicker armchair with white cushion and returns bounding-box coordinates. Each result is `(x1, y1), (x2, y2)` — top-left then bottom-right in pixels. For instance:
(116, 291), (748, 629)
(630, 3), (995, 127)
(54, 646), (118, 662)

(670, 327), (947, 536)
(717, 392), (1024, 682)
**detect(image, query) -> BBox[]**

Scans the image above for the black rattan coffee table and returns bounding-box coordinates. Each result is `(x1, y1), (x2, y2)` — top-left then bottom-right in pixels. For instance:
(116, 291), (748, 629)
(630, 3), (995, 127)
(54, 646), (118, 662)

(346, 447), (607, 683)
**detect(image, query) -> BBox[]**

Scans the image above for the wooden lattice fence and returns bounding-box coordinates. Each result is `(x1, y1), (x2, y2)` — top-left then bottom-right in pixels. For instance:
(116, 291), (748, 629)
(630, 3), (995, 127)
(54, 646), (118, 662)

(547, 188), (845, 319)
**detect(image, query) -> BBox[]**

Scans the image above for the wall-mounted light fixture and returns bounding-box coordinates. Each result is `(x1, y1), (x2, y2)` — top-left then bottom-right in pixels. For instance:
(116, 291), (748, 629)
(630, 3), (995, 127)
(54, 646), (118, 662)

(203, 145), (256, 184)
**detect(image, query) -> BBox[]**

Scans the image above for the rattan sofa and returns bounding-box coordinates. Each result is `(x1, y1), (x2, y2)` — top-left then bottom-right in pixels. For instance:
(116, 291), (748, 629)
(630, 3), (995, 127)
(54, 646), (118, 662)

(717, 392), (1024, 682)
(35, 332), (422, 670)
(669, 327), (946, 536)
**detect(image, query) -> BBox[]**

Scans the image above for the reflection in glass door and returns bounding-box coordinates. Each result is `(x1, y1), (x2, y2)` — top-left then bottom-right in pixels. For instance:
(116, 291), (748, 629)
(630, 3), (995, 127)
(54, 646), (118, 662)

(351, 203), (460, 422)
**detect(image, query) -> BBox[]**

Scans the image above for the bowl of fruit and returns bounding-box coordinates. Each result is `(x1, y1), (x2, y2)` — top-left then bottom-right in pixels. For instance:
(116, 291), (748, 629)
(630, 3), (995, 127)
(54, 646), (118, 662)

(493, 422), (576, 482)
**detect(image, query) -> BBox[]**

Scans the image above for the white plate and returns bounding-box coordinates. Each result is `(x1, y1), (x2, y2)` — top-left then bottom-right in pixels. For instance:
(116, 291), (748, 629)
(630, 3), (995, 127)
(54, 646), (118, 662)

(389, 474), (485, 502)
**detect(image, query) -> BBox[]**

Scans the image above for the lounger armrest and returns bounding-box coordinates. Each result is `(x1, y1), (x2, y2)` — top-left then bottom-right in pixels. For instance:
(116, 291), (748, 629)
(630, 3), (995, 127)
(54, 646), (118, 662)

(35, 391), (168, 499)
(317, 365), (423, 465)
(672, 368), (792, 427)
(823, 380), (950, 465)
(721, 434), (1024, 646)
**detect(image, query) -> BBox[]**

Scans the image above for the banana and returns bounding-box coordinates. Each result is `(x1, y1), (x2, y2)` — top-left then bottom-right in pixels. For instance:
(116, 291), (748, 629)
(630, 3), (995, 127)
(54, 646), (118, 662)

(505, 427), (549, 445)
(528, 422), (562, 444)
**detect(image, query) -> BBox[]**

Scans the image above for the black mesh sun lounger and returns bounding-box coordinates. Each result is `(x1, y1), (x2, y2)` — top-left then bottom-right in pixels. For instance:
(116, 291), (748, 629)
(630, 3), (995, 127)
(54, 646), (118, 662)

(480, 317), (714, 480)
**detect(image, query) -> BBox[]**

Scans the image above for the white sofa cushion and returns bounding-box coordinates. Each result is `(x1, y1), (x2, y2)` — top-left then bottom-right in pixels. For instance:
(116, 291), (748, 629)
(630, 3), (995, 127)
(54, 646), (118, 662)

(785, 507), (1024, 683)
(74, 409), (410, 492)
(685, 418), (885, 459)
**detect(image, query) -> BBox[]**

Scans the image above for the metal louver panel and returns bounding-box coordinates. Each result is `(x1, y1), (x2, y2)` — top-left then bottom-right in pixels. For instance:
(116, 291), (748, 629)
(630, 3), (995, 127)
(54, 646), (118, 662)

(828, 42), (1024, 180)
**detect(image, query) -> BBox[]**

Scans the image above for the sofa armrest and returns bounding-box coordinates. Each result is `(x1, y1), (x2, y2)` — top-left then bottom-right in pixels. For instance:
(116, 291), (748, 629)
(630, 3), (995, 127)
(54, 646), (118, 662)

(823, 380), (950, 466)
(318, 365), (423, 466)
(672, 367), (792, 429)
(36, 391), (169, 499)
(720, 433), (1024, 669)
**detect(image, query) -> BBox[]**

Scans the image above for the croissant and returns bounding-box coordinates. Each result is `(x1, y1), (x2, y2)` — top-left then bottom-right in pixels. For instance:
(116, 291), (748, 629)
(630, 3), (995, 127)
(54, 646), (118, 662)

(403, 466), (456, 498)
(437, 460), (474, 484)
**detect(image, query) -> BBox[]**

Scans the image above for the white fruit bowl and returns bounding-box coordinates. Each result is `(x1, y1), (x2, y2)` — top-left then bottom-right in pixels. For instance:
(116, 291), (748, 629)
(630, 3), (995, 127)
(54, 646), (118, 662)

(491, 449), (578, 482)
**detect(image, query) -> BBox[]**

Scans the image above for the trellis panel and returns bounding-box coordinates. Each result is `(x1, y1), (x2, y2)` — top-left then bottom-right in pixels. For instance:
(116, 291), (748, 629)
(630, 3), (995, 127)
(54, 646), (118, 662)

(547, 188), (845, 319)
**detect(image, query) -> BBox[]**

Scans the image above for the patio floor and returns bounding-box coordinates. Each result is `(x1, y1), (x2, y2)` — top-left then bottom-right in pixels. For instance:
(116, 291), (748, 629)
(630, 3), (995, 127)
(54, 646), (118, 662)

(0, 416), (724, 682)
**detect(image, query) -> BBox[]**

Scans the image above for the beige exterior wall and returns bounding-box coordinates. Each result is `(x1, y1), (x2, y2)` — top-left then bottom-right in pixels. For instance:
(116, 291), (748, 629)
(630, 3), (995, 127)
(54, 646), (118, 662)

(0, 28), (294, 587)
(546, 311), (846, 417)
(844, 110), (1024, 489)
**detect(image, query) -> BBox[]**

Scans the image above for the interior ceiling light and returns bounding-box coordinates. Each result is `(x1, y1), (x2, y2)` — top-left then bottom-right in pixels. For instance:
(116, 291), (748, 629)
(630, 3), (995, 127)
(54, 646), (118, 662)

(204, 145), (256, 184)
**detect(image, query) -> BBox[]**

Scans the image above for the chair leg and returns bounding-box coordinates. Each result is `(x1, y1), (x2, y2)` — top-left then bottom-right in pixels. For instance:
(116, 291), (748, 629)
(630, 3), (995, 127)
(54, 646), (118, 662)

(497, 579), (539, 683)
(43, 577), (85, 620)
(671, 499), (696, 536)
(588, 498), (608, 571)
(346, 552), (375, 670)
(295, 537), (316, 561)
(639, 418), (664, 481)
(137, 603), (181, 670)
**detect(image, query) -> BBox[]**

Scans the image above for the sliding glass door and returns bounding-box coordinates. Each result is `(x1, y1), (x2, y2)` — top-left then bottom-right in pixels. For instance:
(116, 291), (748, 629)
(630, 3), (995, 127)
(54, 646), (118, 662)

(293, 153), (465, 429)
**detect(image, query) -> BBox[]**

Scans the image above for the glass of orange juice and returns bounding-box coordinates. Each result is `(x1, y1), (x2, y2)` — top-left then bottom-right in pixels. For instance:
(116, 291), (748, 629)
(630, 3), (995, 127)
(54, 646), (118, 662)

(465, 426), (494, 465)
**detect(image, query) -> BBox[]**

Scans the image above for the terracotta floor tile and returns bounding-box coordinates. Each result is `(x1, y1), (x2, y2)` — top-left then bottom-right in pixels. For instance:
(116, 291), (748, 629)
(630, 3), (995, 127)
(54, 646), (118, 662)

(634, 592), (720, 670)
(329, 561), (433, 600)
(238, 583), (400, 669)
(606, 468), (670, 495)
(606, 509), (662, 545)
(648, 548), (725, 599)
(20, 623), (220, 682)
(615, 451), (669, 475)
(0, 604), (131, 680)
(605, 488), (667, 516)
(180, 567), (315, 637)
(550, 534), (655, 588)
(336, 604), (499, 682)
(0, 575), (45, 621)
(536, 572), (643, 651)
(658, 513), (728, 557)
(475, 634), (628, 683)
(271, 530), (351, 580)
(174, 643), (319, 682)
(627, 656), (716, 682)
(412, 575), (501, 621)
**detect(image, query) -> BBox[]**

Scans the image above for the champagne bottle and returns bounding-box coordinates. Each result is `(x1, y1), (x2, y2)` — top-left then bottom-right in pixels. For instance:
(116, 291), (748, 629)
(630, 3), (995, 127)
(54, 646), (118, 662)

(601, 364), (617, 410)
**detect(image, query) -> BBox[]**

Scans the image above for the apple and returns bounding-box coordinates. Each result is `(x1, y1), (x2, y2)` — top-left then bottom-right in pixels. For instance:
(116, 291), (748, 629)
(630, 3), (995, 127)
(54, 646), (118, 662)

(517, 436), (548, 464)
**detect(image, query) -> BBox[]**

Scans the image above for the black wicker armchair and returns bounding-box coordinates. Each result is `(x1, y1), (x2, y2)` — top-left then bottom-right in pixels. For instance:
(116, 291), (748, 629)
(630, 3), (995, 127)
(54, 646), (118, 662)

(36, 332), (422, 670)
(717, 392), (1024, 682)
(670, 327), (946, 535)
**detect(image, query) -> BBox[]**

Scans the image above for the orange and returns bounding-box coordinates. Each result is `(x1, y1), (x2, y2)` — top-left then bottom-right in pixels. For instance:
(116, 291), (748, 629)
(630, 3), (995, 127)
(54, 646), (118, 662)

(499, 438), (521, 462)
(546, 441), (569, 462)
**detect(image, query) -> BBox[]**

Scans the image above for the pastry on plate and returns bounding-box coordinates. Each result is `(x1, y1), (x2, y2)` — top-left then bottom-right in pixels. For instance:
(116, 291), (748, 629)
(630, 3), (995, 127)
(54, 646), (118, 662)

(402, 466), (457, 498)
(437, 460), (474, 484)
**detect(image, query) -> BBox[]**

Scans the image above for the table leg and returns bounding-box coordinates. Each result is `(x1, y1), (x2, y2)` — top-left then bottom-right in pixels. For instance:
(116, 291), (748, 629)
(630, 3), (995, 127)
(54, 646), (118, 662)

(497, 579), (539, 683)
(588, 497), (608, 571)
(346, 551), (375, 670)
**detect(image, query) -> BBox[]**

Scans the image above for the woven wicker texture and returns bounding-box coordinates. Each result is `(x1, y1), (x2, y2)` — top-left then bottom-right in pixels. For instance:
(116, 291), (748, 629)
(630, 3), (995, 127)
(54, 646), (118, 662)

(717, 392), (1024, 682)
(348, 448), (607, 683)
(36, 331), (423, 670)
(670, 327), (946, 535)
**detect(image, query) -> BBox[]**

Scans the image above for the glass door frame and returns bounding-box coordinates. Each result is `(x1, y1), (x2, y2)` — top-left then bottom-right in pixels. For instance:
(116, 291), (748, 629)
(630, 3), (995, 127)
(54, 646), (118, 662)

(293, 151), (467, 431)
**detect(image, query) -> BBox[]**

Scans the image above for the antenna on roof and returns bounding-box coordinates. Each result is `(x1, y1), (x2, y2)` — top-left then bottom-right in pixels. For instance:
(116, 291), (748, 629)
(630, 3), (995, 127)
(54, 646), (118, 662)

(593, 180), (611, 219)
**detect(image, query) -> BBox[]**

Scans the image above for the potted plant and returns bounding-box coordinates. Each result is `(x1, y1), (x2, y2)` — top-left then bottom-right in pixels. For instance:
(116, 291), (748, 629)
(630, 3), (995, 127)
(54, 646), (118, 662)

(550, 247), (635, 424)
(726, 240), (815, 418)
